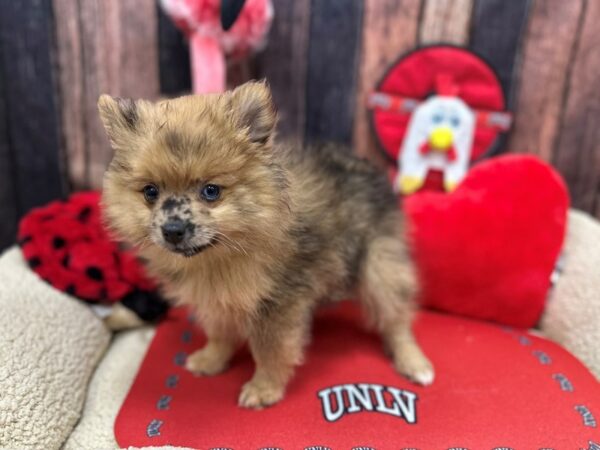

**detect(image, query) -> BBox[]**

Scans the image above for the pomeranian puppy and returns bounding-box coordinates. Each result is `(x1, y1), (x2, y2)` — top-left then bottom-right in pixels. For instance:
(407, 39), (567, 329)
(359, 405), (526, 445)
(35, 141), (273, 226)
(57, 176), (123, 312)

(98, 81), (433, 409)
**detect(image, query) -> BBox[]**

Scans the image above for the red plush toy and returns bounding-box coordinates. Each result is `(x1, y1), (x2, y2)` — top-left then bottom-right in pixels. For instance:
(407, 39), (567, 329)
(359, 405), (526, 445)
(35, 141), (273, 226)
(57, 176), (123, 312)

(18, 191), (168, 328)
(405, 155), (569, 328)
(160, 0), (273, 93)
(369, 46), (569, 329)
(369, 45), (512, 194)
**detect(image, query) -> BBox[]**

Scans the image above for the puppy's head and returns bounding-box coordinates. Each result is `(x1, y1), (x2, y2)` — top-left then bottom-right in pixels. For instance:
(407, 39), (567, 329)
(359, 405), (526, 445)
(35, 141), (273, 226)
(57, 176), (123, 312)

(98, 81), (288, 258)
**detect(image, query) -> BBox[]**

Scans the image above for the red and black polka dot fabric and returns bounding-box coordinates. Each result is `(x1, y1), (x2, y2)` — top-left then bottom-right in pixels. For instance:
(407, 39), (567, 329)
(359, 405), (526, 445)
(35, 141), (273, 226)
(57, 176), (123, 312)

(18, 191), (157, 304)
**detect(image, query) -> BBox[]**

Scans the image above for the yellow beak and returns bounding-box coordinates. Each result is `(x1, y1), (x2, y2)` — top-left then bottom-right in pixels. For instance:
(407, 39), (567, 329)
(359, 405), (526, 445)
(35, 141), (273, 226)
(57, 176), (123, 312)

(429, 126), (454, 151)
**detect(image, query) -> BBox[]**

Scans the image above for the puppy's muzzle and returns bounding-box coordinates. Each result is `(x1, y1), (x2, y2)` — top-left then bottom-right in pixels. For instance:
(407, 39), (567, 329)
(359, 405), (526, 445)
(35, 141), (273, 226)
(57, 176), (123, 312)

(161, 220), (189, 245)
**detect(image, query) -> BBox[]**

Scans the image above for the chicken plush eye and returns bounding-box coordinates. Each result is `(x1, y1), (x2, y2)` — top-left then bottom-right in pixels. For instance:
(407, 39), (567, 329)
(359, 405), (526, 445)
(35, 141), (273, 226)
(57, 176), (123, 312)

(142, 184), (159, 203)
(432, 112), (444, 124)
(201, 184), (221, 202)
(450, 116), (461, 127)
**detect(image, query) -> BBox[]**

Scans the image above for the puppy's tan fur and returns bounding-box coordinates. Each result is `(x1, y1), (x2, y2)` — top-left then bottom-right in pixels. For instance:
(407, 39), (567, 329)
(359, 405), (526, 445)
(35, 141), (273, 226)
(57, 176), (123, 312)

(99, 81), (433, 409)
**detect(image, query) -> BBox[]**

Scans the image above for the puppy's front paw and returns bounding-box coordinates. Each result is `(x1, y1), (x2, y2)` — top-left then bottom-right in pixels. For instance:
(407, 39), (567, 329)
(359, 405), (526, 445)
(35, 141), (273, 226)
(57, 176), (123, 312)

(238, 378), (284, 409)
(394, 344), (435, 386)
(185, 346), (229, 376)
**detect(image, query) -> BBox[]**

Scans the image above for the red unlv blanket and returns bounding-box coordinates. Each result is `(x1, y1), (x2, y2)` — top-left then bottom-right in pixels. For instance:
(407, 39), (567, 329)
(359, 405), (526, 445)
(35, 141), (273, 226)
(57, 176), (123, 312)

(116, 302), (600, 449)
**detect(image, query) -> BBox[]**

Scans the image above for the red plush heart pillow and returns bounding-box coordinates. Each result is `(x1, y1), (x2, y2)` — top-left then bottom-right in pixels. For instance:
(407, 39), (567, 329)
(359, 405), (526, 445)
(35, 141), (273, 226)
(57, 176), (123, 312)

(404, 155), (569, 328)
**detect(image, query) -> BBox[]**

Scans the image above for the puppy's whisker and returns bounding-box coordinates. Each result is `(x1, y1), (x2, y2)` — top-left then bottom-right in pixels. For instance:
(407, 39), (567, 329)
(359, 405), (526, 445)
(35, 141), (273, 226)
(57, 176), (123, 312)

(133, 236), (152, 251)
(214, 234), (242, 255)
(213, 231), (248, 256)
(216, 235), (244, 256)
(212, 230), (238, 250)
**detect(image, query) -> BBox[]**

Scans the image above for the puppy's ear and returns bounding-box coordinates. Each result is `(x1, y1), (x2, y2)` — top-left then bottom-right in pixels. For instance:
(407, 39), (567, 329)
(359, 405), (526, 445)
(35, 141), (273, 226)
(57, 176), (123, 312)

(97, 95), (142, 150)
(229, 81), (277, 144)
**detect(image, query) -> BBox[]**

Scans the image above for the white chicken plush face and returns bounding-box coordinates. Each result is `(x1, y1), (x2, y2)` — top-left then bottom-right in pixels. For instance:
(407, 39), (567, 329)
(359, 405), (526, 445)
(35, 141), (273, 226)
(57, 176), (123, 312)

(397, 95), (476, 194)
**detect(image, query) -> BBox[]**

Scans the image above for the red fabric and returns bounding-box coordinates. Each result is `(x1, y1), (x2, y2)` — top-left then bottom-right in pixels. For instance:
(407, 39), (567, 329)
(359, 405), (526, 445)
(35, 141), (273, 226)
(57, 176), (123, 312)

(115, 302), (600, 448)
(17, 191), (156, 303)
(372, 46), (506, 163)
(404, 155), (569, 328)
(435, 73), (460, 96)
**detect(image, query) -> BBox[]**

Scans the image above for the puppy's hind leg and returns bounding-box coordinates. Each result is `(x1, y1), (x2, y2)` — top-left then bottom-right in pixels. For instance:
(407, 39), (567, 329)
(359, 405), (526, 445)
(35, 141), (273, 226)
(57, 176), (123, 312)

(360, 235), (434, 385)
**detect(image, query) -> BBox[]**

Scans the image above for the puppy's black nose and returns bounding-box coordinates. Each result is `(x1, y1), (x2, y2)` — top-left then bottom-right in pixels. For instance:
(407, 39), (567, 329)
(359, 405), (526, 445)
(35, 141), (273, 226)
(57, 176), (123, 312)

(161, 221), (187, 245)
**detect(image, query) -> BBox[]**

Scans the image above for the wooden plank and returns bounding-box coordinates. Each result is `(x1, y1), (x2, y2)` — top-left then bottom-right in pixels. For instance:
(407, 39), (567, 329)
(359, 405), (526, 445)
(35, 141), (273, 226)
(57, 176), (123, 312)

(54, 0), (161, 189)
(352, 0), (422, 166)
(552, 0), (600, 217)
(88, 1), (160, 188)
(507, 0), (583, 161)
(0, 39), (18, 250)
(304, 0), (364, 146)
(118, 1), (160, 98)
(255, 0), (311, 140)
(470, 0), (532, 108)
(419, 0), (474, 45)
(227, 59), (259, 91)
(77, 0), (114, 189)
(53, 0), (87, 189)
(0, 0), (66, 214)
(157, 5), (192, 95)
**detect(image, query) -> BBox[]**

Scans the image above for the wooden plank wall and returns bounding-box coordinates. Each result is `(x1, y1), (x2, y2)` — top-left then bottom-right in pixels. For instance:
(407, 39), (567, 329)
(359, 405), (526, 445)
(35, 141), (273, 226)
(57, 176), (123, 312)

(470, 0), (532, 108)
(552, 0), (600, 214)
(1, 0), (600, 250)
(508, 0), (583, 161)
(255, 0), (311, 139)
(0, 0), (66, 249)
(419, 0), (473, 45)
(353, 0), (422, 168)
(0, 32), (18, 249)
(304, 0), (364, 145)
(53, 0), (161, 190)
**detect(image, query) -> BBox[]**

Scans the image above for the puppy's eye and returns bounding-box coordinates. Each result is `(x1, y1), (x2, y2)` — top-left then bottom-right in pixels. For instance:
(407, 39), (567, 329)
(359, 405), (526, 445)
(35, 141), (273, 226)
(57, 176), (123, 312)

(142, 184), (159, 203)
(200, 184), (221, 202)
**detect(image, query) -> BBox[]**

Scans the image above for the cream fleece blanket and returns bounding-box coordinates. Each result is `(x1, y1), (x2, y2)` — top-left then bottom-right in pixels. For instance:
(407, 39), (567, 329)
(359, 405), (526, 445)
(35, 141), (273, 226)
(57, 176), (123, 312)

(541, 209), (600, 379)
(63, 327), (155, 449)
(0, 247), (111, 449)
(0, 247), (190, 450)
(1, 209), (598, 449)
(62, 327), (192, 450)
